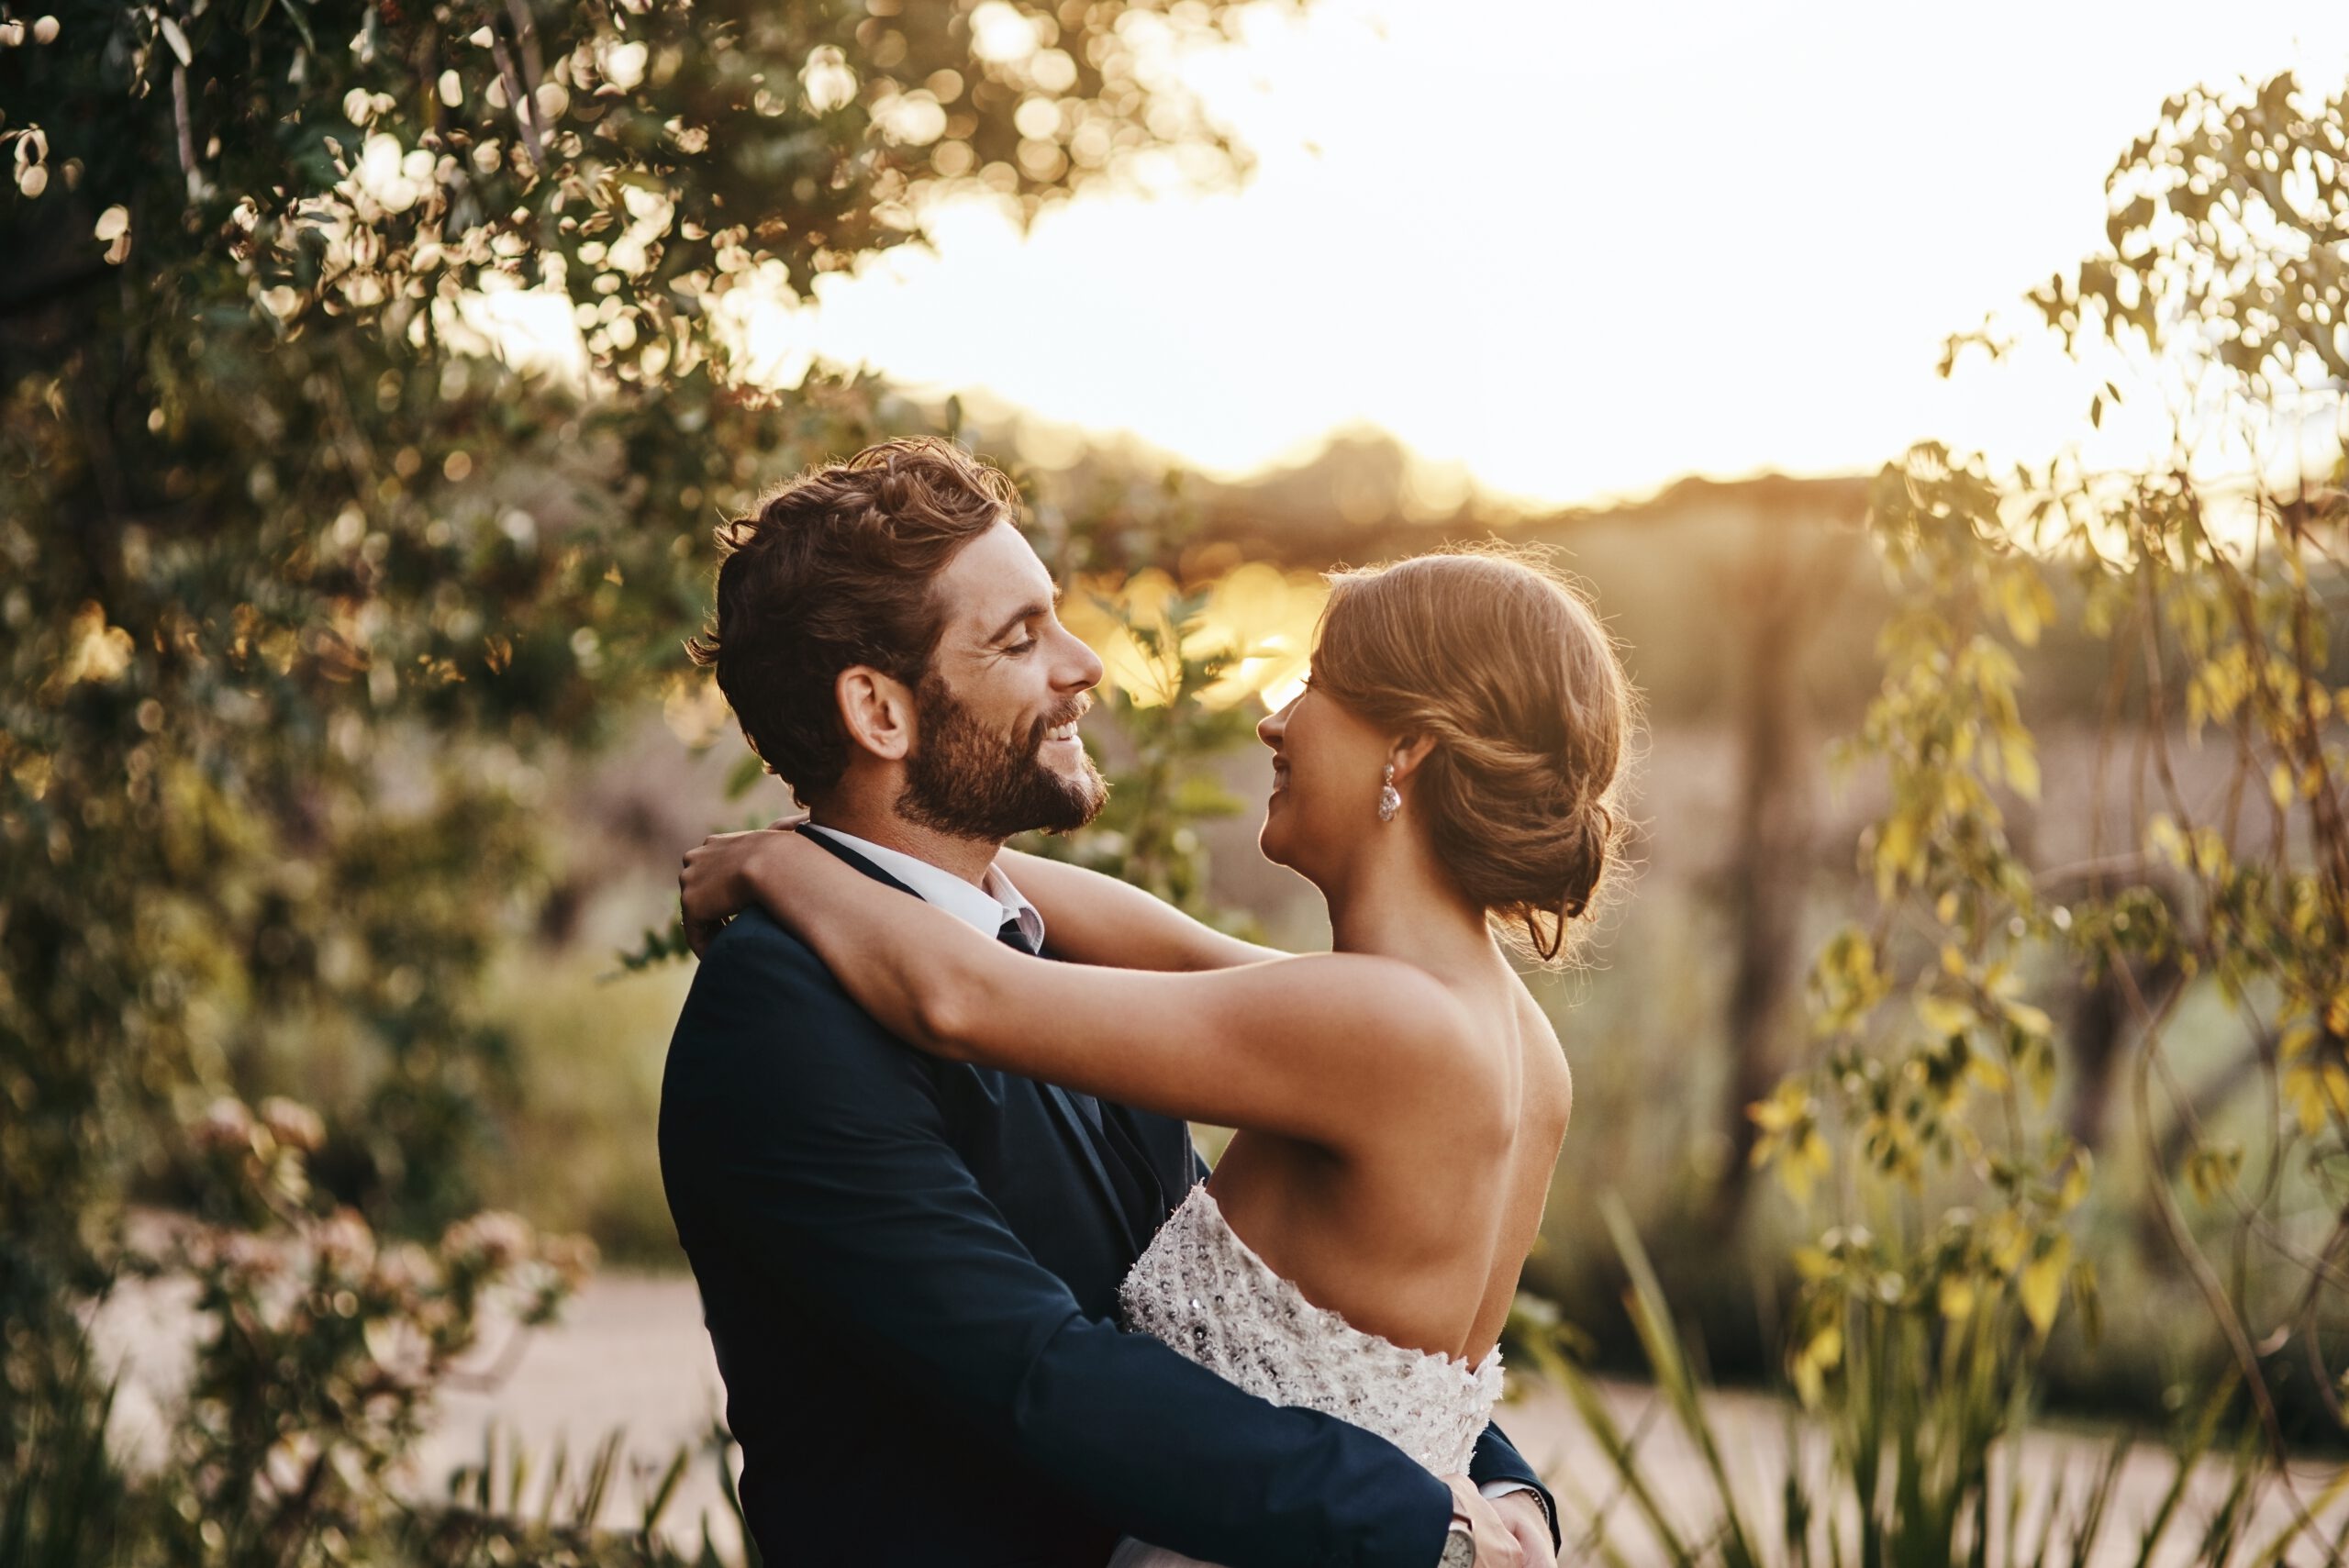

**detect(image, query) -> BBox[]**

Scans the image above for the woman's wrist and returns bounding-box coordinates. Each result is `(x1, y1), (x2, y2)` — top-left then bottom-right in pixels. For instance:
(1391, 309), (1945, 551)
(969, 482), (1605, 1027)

(731, 836), (800, 928)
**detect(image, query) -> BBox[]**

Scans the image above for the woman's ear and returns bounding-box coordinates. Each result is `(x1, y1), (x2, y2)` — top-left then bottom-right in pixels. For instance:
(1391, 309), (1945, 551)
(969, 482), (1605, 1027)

(1389, 731), (1436, 787)
(837, 666), (917, 762)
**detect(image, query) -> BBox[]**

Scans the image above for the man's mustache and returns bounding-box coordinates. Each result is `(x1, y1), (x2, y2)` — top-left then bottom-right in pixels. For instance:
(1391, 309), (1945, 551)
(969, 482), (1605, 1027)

(1028, 695), (1094, 747)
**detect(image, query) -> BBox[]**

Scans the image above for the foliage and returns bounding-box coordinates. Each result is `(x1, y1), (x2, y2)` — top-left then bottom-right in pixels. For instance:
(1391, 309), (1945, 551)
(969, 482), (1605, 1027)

(1713, 65), (2349, 1562)
(1012, 579), (1270, 920)
(1768, 64), (2349, 1427)
(166, 1095), (593, 1563)
(1, 1349), (126, 1568)
(1515, 1196), (2341, 1568)
(1720, 440), (2110, 1556)
(7, 1094), (594, 1568)
(418, 1420), (754, 1568)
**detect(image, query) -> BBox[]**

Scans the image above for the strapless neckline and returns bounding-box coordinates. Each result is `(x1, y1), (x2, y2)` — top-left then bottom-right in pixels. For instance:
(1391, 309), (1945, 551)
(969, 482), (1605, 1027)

(1117, 1182), (1504, 1477)
(1187, 1184), (1501, 1379)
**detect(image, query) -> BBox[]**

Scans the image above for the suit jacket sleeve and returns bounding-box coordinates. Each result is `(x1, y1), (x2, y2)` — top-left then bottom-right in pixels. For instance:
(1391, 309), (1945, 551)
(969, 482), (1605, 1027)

(662, 912), (1456, 1568)
(1469, 1423), (1559, 1549)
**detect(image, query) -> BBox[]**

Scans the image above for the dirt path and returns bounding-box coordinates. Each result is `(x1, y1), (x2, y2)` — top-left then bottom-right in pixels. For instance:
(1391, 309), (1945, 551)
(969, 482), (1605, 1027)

(94, 1273), (2343, 1565)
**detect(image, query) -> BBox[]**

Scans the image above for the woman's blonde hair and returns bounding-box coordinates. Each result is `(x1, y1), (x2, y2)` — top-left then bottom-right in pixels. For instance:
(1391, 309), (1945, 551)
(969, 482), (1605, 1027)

(1311, 541), (1642, 967)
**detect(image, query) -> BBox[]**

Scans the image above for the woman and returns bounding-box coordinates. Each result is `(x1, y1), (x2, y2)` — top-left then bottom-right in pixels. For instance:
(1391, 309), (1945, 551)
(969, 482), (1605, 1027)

(679, 544), (1637, 1566)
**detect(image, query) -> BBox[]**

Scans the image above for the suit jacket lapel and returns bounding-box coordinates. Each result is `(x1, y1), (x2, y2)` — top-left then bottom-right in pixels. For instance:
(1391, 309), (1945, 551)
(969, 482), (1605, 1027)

(1026, 943), (1150, 1257)
(1037, 1083), (1142, 1252)
(803, 828), (1149, 1257)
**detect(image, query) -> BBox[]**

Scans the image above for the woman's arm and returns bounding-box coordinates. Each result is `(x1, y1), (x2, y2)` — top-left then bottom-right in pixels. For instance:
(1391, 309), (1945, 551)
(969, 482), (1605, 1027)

(679, 829), (1500, 1151)
(663, 911), (1467, 1568)
(995, 847), (1289, 972)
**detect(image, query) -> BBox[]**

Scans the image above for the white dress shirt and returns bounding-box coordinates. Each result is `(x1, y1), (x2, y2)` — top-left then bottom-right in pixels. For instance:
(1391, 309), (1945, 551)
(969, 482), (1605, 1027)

(799, 824), (1045, 950)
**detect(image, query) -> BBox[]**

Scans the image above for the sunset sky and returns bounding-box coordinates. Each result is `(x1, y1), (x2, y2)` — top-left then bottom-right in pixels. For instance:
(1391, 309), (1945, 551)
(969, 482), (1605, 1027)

(749, 0), (2349, 507)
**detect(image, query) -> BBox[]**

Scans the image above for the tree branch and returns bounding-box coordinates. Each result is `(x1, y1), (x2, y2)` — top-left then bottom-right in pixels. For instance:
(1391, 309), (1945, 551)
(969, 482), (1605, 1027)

(172, 63), (206, 202)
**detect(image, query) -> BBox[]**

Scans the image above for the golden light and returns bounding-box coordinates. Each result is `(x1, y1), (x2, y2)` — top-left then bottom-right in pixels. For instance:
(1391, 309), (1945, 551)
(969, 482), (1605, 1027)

(457, 282), (588, 384)
(1063, 564), (1328, 713)
(1255, 662), (1310, 715)
(776, 0), (2349, 509)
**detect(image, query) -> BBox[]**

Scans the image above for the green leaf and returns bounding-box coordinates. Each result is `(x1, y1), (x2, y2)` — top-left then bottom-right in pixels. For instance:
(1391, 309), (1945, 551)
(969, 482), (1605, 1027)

(2018, 1232), (2071, 1338)
(1916, 994), (1976, 1039)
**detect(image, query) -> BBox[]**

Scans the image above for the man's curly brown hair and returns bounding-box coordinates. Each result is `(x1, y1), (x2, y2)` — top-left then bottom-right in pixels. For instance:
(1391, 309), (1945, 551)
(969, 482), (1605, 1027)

(685, 438), (1019, 802)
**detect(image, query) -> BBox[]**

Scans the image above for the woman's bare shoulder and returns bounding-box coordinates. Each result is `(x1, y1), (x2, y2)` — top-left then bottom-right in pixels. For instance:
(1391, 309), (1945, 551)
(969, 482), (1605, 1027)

(1281, 952), (1510, 1128)
(1279, 951), (1487, 1054)
(1512, 982), (1574, 1130)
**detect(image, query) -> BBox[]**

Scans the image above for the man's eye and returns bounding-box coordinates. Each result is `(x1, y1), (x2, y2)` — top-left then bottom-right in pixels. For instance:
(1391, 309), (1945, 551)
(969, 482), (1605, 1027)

(1007, 637), (1039, 655)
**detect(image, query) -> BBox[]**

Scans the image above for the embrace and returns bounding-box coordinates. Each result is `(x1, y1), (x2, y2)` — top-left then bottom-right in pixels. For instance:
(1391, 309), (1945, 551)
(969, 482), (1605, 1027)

(661, 438), (1634, 1567)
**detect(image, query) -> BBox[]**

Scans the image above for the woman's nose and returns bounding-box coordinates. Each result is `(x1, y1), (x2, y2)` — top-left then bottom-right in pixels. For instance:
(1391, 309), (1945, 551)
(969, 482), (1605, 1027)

(1257, 695), (1293, 748)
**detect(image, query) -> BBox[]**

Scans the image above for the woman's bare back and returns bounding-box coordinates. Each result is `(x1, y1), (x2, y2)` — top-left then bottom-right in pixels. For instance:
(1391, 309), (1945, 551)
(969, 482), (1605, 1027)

(1197, 963), (1573, 1366)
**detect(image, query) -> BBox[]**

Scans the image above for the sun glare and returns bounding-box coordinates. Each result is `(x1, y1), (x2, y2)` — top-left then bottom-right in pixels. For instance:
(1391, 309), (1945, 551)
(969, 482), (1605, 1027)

(462, 0), (2349, 519)
(1058, 562), (1327, 713)
(777, 0), (2349, 508)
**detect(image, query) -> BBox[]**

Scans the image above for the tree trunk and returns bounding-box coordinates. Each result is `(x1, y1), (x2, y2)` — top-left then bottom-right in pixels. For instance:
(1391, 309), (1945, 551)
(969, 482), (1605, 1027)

(1706, 525), (1852, 1234)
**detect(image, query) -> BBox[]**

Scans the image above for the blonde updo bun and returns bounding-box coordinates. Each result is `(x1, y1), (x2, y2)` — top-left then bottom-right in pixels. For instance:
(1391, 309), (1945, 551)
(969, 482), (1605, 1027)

(1311, 542), (1641, 967)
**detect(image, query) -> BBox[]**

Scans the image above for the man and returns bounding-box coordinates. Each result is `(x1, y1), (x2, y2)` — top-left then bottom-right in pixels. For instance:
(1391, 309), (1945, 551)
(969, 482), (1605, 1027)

(659, 437), (1559, 1565)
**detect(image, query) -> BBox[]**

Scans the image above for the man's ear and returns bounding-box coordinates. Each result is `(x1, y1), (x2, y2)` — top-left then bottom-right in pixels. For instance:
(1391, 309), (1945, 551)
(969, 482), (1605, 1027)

(837, 665), (918, 763)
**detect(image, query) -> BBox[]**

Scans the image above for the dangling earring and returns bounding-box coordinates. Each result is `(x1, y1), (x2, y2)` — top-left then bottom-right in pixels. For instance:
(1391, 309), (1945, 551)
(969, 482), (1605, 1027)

(1376, 762), (1400, 822)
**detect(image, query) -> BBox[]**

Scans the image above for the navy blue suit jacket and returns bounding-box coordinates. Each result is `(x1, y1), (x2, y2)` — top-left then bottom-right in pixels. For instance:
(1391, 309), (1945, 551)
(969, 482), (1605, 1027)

(658, 836), (1556, 1566)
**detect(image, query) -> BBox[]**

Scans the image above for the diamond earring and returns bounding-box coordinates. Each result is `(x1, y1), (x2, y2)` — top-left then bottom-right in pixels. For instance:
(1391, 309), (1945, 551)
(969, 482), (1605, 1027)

(1376, 762), (1400, 822)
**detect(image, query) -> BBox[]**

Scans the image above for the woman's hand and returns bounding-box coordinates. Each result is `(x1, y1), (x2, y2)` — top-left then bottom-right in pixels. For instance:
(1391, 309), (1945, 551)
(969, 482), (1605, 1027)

(678, 816), (807, 957)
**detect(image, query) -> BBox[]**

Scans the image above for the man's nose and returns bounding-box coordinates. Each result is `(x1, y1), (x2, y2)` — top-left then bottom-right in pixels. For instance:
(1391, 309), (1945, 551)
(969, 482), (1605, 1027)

(1058, 628), (1105, 691)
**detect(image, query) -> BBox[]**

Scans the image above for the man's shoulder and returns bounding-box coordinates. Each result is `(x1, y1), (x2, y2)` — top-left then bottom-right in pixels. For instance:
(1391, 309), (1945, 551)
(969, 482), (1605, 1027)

(671, 908), (848, 1038)
(674, 907), (946, 1062)
(697, 905), (820, 973)
(663, 907), (926, 1111)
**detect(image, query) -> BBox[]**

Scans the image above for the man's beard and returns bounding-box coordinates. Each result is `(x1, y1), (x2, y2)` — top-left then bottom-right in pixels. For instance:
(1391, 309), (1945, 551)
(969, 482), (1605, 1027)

(897, 672), (1108, 840)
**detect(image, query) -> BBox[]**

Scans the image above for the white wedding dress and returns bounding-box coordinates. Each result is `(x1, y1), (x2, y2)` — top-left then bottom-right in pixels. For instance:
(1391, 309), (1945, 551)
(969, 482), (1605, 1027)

(1105, 1184), (1505, 1568)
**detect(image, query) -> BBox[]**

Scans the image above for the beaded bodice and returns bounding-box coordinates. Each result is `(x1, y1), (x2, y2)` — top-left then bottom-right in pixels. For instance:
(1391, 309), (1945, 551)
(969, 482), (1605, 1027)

(1118, 1185), (1503, 1475)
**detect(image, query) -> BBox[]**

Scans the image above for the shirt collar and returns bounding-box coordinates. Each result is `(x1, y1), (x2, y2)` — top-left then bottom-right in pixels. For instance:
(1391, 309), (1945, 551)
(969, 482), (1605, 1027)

(800, 824), (1045, 948)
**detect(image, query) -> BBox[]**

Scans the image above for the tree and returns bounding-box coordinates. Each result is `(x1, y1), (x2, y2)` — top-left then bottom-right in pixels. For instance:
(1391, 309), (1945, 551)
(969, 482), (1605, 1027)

(1526, 70), (2349, 1568)
(1744, 71), (2349, 1551)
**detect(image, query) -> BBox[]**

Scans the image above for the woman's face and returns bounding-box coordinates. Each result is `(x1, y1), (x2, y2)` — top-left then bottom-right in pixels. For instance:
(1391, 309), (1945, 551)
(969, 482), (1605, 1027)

(1254, 671), (1392, 878)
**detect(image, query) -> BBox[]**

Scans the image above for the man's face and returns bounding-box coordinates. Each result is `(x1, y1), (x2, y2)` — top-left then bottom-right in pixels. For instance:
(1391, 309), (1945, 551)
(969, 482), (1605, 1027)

(897, 519), (1109, 840)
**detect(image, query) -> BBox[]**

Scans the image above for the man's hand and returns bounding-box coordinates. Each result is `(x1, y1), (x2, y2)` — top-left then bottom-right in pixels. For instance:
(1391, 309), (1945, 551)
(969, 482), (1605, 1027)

(1488, 1488), (1556, 1566)
(1442, 1476), (1524, 1568)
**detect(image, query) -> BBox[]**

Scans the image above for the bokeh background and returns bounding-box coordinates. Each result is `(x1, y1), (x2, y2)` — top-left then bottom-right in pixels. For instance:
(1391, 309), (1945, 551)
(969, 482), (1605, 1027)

(7, 2), (2349, 1563)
